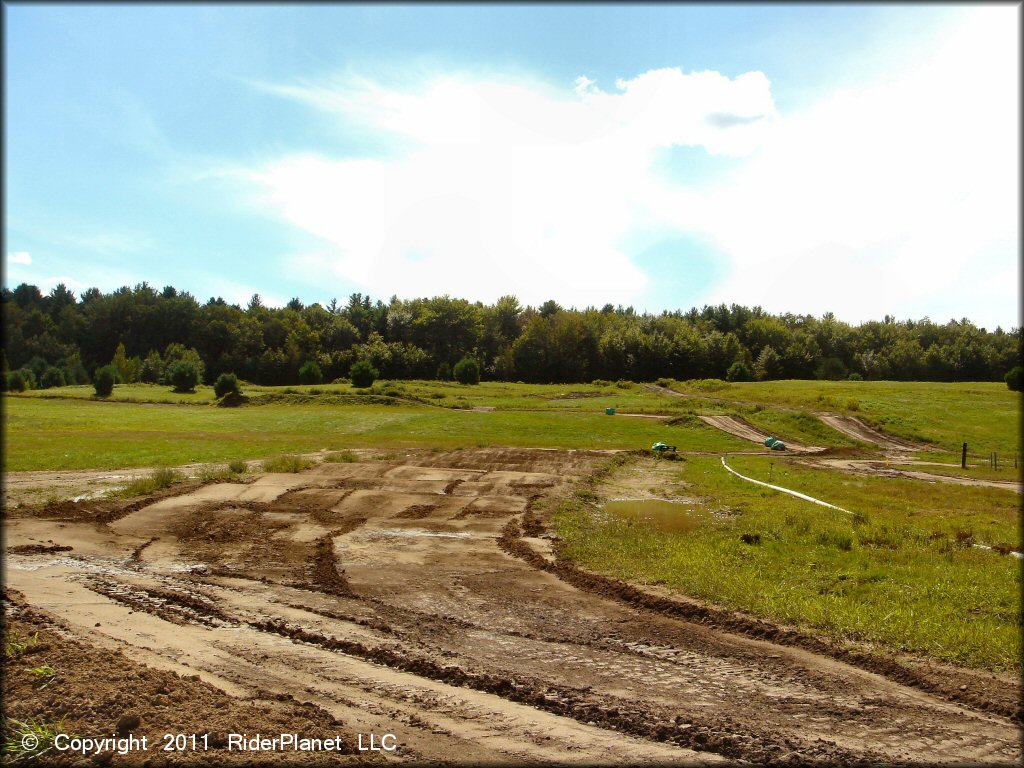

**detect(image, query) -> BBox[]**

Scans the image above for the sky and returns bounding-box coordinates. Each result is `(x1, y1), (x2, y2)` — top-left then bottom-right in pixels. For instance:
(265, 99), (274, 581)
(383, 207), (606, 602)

(3, 4), (1020, 328)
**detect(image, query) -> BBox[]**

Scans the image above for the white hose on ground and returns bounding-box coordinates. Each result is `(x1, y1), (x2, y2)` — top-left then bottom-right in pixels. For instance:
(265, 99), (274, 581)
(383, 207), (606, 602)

(720, 456), (1023, 559)
(720, 456), (854, 515)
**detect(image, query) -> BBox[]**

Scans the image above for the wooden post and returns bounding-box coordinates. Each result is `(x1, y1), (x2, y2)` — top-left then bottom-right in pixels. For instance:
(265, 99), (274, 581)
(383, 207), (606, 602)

(994, 452), (998, 470)
(961, 442), (967, 469)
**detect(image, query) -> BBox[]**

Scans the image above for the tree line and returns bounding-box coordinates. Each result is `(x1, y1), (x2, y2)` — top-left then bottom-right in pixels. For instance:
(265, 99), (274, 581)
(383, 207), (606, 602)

(1, 281), (1020, 391)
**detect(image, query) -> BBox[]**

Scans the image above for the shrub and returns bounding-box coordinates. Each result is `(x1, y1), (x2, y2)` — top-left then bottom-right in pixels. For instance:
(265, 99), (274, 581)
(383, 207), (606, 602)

(435, 362), (452, 381)
(18, 367), (37, 390)
(213, 372), (240, 398)
(93, 365), (117, 397)
(298, 360), (323, 385)
(227, 459), (248, 474)
(168, 360), (200, 392)
(40, 366), (66, 389)
(1005, 365), (1023, 392)
(6, 370), (27, 392)
(847, 372), (864, 382)
(655, 377), (675, 388)
(453, 356), (481, 385)
(726, 361), (752, 382)
(324, 450), (358, 463)
(615, 379), (633, 389)
(350, 360), (379, 388)
(261, 454), (313, 473)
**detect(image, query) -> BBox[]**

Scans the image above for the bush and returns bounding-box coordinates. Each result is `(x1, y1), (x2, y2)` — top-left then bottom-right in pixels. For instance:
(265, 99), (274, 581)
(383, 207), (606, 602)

(847, 372), (864, 382)
(655, 377), (675, 388)
(615, 379), (633, 389)
(453, 356), (481, 385)
(1005, 366), (1023, 392)
(40, 366), (66, 389)
(324, 450), (358, 463)
(435, 362), (452, 381)
(227, 459), (248, 474)
(726, 361), (752, 382)
(261, 454), (313, 473)
(6, 370), (27, 392)
(213, 372), (240, 398)
(168, 361), (200, 392)
(350, 360), (379, 388)
(298, 360), (323, 385)
(93, 365), (117, 397)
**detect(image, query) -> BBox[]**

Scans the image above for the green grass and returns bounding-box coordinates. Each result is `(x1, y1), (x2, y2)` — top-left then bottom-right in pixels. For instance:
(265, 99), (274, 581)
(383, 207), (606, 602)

(667, 379), (1020, 456)
(555, 454), (1021, 669)
(2, 395), (750, 471)
(2, 716), (71, 763)
(4, 628), (39, 659)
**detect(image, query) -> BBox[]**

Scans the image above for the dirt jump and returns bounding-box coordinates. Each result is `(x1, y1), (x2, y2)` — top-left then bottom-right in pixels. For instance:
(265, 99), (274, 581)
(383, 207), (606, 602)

(697, 415), (822, 453)
(814, 413), (925, 452)
(4, 448), (1020, 765)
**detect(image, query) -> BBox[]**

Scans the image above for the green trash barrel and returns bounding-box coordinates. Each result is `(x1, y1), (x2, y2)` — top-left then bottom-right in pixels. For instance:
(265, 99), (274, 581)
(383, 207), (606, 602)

(764, 436), (776, 447)
(606, 407), (616, 415)
(771, 441), (786, 451)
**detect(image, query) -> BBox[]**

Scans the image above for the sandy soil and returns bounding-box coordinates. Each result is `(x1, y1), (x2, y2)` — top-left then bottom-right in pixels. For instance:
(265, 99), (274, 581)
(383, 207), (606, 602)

(4, 448), (1020, 765)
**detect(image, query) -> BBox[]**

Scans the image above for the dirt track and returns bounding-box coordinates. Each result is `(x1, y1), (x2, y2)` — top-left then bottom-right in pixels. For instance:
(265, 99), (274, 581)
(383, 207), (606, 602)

(697, 415), (821, 453)
(4, 449), (1021, 765)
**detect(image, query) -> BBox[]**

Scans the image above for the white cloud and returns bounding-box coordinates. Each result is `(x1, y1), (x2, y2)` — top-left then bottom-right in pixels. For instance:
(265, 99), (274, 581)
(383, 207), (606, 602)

(670, 6), (1019, 327)
(7, 251), (32, 265)
(245, 66), (777, 308)
(242, 6), (1016, 326)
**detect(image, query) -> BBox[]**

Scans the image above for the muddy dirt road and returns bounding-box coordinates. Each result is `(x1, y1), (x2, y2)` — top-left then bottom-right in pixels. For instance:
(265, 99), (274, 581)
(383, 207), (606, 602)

(4, 449), (1020, 765)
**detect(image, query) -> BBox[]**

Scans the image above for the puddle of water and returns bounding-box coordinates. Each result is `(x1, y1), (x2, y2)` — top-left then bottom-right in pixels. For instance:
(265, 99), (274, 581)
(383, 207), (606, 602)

(603, 499), (705, 534)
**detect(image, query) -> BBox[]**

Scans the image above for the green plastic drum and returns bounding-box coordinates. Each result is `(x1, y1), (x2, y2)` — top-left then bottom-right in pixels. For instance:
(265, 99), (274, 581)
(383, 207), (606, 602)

(771, 441), (786, 451)
(764, 436), (777, 447)
(606, 407), (616, 415)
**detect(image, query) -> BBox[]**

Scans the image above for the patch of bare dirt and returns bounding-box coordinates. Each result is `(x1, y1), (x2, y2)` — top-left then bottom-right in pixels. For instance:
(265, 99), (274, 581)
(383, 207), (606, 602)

(3, 449), (1019, 765)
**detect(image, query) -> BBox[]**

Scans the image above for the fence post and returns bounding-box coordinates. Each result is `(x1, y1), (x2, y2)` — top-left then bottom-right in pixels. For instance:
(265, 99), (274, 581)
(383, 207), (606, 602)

(961, 442), (967, 469)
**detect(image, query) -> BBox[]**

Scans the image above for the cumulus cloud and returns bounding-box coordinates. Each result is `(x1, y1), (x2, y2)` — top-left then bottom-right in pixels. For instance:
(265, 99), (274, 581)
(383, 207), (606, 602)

(245, 66), (777, 308)
(241, 6), (1016, 326)
(666, 6), (1019, 327)
(7, 251), (32, 265)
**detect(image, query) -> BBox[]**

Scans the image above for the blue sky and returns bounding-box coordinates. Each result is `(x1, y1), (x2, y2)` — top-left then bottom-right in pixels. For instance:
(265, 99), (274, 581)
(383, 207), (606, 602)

(4, 4), (1019, 328)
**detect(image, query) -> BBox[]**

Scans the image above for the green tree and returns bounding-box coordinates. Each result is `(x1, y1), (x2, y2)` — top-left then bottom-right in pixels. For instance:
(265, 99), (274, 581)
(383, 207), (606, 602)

(726, 360), (752, 382)
(40, 366), (66, 389)
(755, 345), (784, 381)
(214, 372), (240, 398)
(298, 359), (323, 384)
(168, 360), (200, 392)
(453, 356), (481, 384)
(93, 365), (116, 396)
(1005, 366), (1023, 392)
(7, 370), (27, 392)
(349, 360), (379, 388)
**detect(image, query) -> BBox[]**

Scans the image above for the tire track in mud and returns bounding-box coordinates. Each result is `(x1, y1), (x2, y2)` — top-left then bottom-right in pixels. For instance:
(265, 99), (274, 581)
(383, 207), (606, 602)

(248, 619), (875, 765)
(80, 573), (812, 763)
(497, 519), (1023, 724)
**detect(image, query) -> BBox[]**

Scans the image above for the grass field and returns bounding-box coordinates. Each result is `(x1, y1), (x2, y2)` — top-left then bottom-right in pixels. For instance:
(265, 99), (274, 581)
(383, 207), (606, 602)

(2, 394), (749, 471)
(555, 454), (1022, 669)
